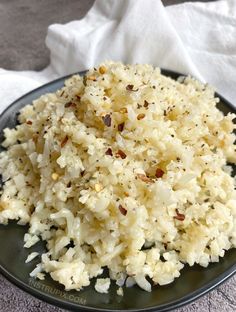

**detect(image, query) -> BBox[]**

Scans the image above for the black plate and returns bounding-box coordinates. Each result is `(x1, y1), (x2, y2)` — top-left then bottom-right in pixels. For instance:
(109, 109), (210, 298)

(0, 70), (235, 312)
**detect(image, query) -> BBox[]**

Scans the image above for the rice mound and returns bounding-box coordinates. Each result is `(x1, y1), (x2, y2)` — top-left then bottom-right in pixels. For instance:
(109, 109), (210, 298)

(0, 62), (236, 293)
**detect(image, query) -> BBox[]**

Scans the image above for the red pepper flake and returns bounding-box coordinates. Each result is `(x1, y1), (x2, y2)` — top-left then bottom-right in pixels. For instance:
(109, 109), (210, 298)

(137, 113), (145, 120)
(115, 149), (127, 159)
(137, 173), (154, 184)
(61, 135), (69, 148)
(155, 168), (164, 178)
(119, 204), (127, 216)
(118, 122), (125, 132)
(26, 120), (32, 125)
(65, 101), (76, 108)
(102, 114), (112, 127)
(174, 209), (185, 221)
(143, 100), (149, 108)
(126, 84), (138, 92)
(76, 95), (81, 100)
(105, 148), (113, 156)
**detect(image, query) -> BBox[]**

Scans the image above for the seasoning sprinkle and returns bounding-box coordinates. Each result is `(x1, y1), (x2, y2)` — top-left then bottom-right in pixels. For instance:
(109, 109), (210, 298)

(81, 170), (85, 177)
(118, 122), (125, 132)
(65, 102), (76, 108)
(126, 84), (138, 92)
(155, 168), (164, 178)
(61, 135), (69, 148)
(102, 114), (112, 127)
(174, 209), (185, 221)
(137, 173), (154, 184)
(26, 120), (32, 125)
(143, 100), (149, 108)
(119, 204), (127, 216)
(83, 76), (87, 86)
(105, 148), (113, 156)
(115, 150), (127, 159)
(137, 113), (145, 120)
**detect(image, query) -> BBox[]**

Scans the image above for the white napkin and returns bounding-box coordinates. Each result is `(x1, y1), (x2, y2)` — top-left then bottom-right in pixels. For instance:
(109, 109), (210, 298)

(0, 0), (236, 115)
(167, 0), (236, 104)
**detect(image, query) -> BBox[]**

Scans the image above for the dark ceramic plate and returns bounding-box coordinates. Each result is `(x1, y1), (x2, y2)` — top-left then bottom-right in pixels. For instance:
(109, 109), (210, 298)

(0, 70), (236, 312)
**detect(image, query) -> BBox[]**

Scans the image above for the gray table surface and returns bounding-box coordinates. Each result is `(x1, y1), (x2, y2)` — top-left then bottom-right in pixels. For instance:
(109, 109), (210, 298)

(0, 0), (235, 311)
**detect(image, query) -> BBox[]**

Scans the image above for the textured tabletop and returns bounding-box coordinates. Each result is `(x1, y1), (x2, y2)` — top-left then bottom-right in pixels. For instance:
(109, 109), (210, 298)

(0, 0), (235, 311)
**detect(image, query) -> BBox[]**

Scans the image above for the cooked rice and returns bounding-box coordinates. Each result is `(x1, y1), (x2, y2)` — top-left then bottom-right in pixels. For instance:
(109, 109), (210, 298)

(0, 61), (236, 293)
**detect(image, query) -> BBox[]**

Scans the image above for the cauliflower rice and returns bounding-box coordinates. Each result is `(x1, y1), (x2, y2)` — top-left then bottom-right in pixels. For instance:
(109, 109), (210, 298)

(0, 62), (236, 293)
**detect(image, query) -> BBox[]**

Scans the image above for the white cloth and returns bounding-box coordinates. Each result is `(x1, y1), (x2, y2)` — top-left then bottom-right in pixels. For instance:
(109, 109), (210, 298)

(0, 0), (236, 114)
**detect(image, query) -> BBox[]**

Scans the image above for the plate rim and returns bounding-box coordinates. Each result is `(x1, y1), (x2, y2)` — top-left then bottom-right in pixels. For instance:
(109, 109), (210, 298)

(0, 69), (236, 312)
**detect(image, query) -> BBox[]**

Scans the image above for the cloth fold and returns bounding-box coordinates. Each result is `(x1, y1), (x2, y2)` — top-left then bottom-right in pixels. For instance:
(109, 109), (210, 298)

(0, 0), (236, 115)
(46, 0), (201, 78)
